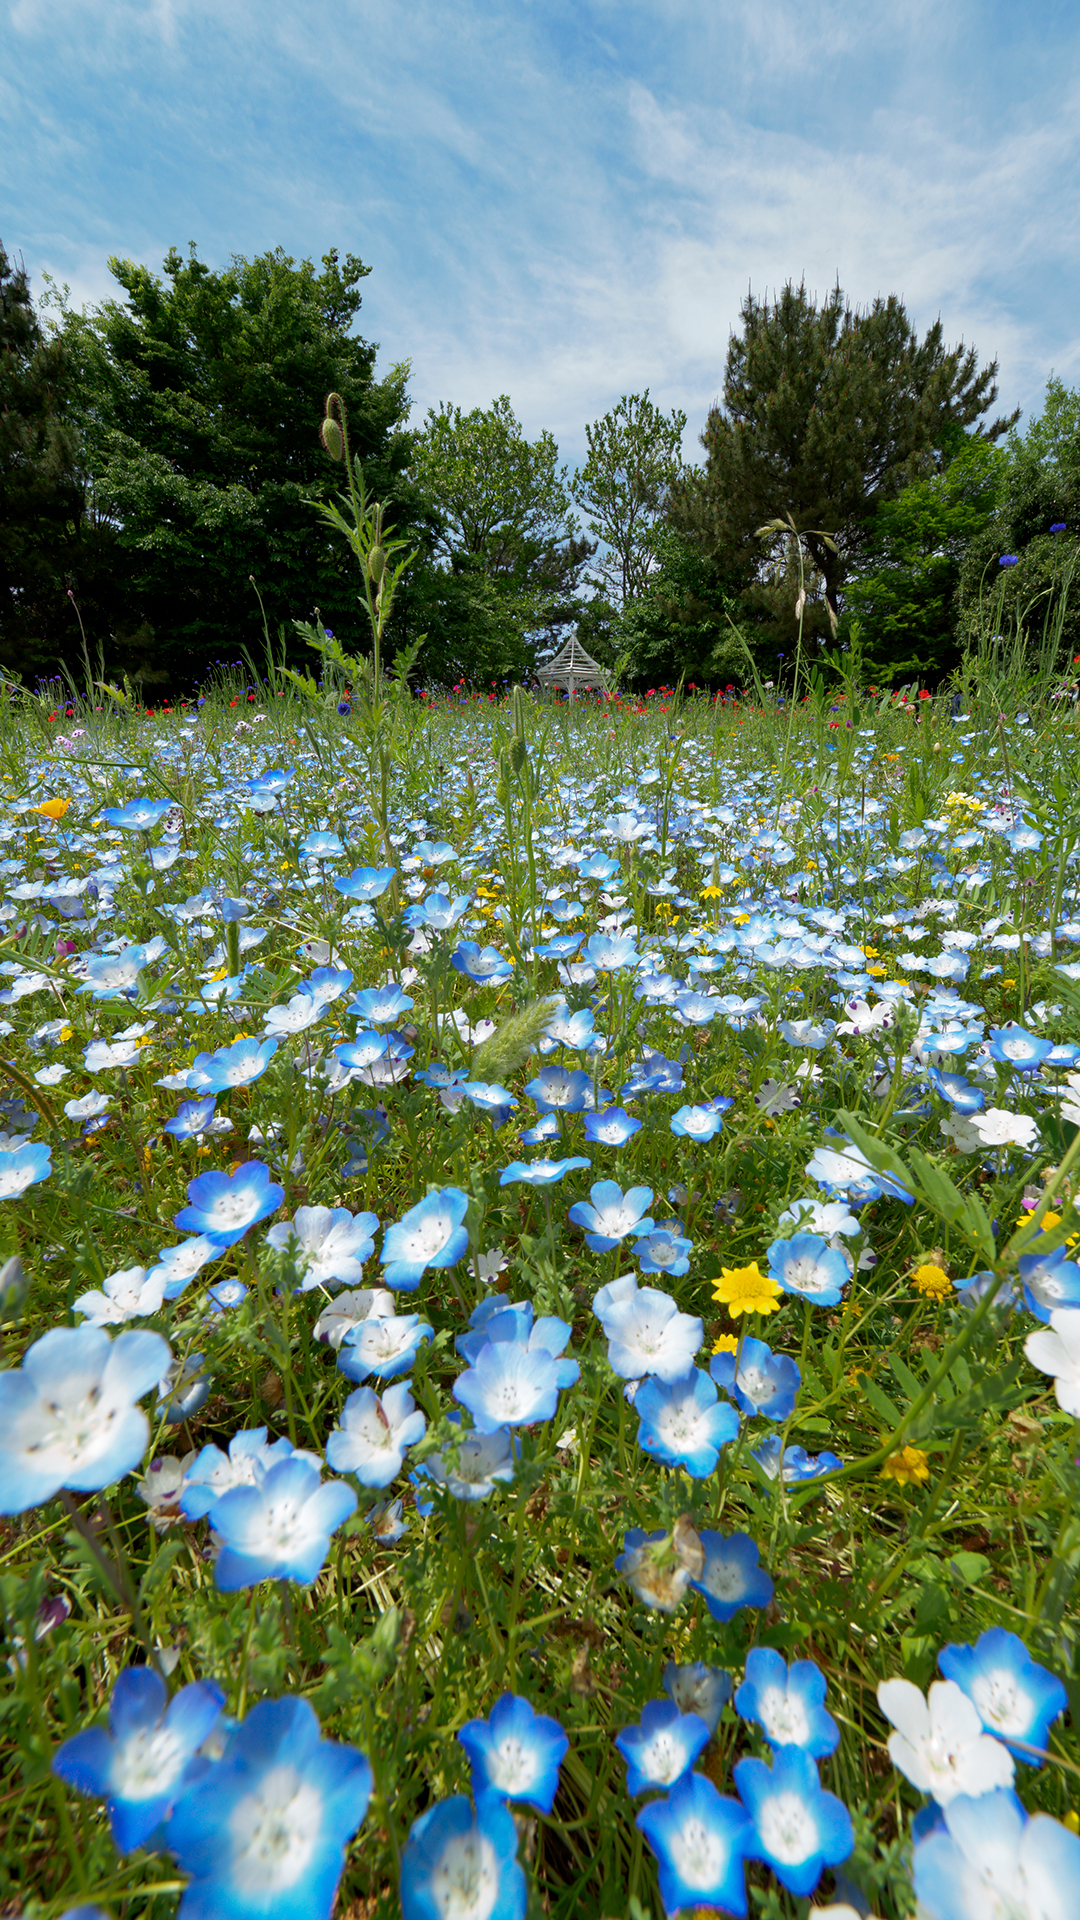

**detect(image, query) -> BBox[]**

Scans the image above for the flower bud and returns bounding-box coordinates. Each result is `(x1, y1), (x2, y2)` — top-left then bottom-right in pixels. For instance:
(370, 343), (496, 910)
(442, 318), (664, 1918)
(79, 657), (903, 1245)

(320, 414), (344, 461)
(0, 1254), (27, 1325)
(368, 544), (387, 584)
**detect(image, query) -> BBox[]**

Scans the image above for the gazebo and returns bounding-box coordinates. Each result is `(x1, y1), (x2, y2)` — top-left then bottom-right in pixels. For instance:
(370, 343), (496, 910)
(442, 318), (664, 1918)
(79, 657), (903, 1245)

(536, 633), (609, 701)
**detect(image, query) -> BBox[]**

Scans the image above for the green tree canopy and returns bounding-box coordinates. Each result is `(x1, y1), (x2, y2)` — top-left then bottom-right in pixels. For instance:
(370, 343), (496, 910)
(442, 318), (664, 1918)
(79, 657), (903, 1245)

(404, 395), (589, 684)
(49, 243), (412, 686)
(573, 391), (687, 609)
(674, 279), (1015, 633)
(0, 243), (83, 672)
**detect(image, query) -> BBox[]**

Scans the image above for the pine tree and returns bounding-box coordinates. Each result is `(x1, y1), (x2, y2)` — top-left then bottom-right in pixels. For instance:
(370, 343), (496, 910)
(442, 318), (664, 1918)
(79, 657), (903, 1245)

(676, 279), (1016, 630)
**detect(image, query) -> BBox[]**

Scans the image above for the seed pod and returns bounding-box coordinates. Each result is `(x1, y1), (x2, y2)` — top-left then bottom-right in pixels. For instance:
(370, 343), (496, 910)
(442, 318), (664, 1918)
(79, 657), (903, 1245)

(509, 733), (527, 775)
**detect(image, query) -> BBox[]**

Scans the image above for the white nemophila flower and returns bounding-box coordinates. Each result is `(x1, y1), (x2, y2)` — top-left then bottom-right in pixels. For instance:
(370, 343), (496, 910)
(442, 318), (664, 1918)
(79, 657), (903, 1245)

(312, 1287), (397, 1349)
(64, 1091), (113, 1120)
(134, 1450), (197, 1531)
(34, 1062), (70, 1085)
(1024, 1309), (1080, 1416)
(754, 1079), (800, 1117)
(266, 1205), (379, 1290)
(326, 1383), (427, 1487)
(835, 999), (893, 1036)
(877, 1677), (1015, 1804)
(74, 1265), (166, 1328)
(970, 1107), (1040, 1149)
(940, 1114), (984, 1153)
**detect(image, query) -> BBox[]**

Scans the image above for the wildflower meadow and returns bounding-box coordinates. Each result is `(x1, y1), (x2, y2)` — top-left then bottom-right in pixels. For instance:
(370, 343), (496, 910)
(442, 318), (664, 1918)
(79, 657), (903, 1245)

(3, 549), (1080, 1920)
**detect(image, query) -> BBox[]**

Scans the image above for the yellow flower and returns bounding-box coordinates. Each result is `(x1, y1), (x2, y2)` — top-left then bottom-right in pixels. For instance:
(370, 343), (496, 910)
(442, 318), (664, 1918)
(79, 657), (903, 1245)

(34, 797), (70, 820)
(712, 1261), (783, 1318)
(1065, 1810), (1080, 1835)
(699, 886), (724, 900)
(912, 1262), (953, 1300)
(1001, 977), (1017, 990)
(58, 1026), (73, 1044)
(861, 944), (879, 958)
(712, 1332), (740, 1355)
(881, 1445), (931, 1487)
(867, 965), (888, 978)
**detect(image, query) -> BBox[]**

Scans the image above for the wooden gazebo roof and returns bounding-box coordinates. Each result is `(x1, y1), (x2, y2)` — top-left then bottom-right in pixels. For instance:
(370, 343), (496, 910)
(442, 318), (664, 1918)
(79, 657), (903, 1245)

(536, 633), (608, 699)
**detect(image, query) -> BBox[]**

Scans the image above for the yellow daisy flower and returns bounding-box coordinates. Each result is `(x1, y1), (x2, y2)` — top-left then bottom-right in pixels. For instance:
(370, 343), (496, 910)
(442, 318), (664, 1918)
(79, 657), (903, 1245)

(912, 1262), (952, 1301)
(880, 1445), (931, 1487)
(712, 1262), (783, 1318)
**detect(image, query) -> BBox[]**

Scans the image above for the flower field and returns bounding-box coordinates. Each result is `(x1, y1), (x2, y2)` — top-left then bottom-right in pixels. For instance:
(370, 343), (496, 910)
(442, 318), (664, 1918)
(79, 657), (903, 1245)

(2, 666), (1080, 1920)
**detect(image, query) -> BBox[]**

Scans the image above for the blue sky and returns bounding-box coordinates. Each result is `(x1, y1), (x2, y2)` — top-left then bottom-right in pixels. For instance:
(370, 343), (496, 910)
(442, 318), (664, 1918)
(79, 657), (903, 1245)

(4, 0), (1080, 469)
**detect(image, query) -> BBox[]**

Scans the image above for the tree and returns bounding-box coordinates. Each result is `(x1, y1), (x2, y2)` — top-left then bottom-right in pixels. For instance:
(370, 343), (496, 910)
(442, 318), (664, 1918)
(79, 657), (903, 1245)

(675, 279), (1015, 634)
(573, 391), (687, 608)
(48, 244), (412, 686)
(956, 376), (1080, 664)
(0, 244), (83, 672)
(405, 396), (589, 681)
(842, 438), (1006, 681)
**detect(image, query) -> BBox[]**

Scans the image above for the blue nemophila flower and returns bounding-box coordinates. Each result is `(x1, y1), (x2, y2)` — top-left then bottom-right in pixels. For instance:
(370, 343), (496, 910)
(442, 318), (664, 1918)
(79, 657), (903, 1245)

(777, 1016), (836, 1049)
(187, 1035), (279, 1094)
(525, 1064), (596, 1113)
(596, 1280), (703, 1381)
(180, 1428), (309, 1520)
(765, 1232), (849, 1306)
(348, 983), (415, 1025)
(146, 1235), (223, 1301)
(938, 1628), (1067, 1762)
(455, 1299), (578, 1385)
(569, 1179), (654, 1251)
(664, 1661), (733, 1734)
(167, 1695), (371, 1920)
(454, 1340), (567, 1432)
(380, 1187), (469, 1290)
(165, 1096), (217, 1141)
(0, 1324), (170, 1514)
(333, 865), (396, 902)
(584, 931), (639, 971)
(987, 1025), (1055, 1068)
(616, 1698), (711, 1795)
(174, 1160), (284, 1247)
(711, 1337), (801, 1421)
(306, 964), (353, 1004)
(338, 1313), (432, 1384)
(458, 1693), (568, 1813)
(405, 890), (471, 931)
(805, 1138), (914, 1205)
(413, 838), (456, 865)
(635, 1369), (739, 1475)
(0, 1139), (51, 1198)
(533, 932), (585, 960)
(326, 1383), (427, 1487)
(633, 1224), (693, 1276)
(541, 1002), (595, 1051)
(298, 830), (344, 860)
(583, 1105), (641, 1147)
(100, 796), (174, 831)
(207, 1278), (248, 1313)
(672, 989), (719, 1025)
(158, 1351), (211, 1425)
(1017, 1244), (1080, 1322)
(735, 1648), (839, 1757)
(518, 1113), (560, 1145)
(52, 1666), (224, 1854)
(669, 1100), (728, 1142)
(461, 1080), (518, 1127)
(750, 1434), (842, 1485)
(414, 1420), (516, 1504)
(623, 1047), (686, 1097)
(637, 1771), (752, 1919)
(266, 1205), (379, 1289)
(263, 991), (323, 1037)
(451, 941), (514, 985)
(210, 1454), (357, 1589)
(928, 1066), (984, 1113)
(334, 1029), (414, 1075)
(734, 1745), (853, 1897)
(400, 1794), (526, 1920)
(499, 1155), (591, 1186)
(691, 1530), (773, 1622)
(913, 1786), (1080, 1920)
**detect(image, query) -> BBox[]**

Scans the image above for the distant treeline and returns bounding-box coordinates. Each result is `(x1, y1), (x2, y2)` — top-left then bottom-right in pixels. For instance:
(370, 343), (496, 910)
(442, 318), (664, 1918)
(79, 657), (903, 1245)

(2, 241), (1078, 692)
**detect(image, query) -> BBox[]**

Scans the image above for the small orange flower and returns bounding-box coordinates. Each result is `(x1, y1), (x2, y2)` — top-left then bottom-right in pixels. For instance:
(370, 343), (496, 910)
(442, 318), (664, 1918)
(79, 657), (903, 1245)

(34, 797), (70, 820)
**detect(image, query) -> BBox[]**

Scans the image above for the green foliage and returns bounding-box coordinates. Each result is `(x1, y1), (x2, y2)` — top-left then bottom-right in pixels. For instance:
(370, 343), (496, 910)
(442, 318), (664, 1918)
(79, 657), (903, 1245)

(404, 394), (590, 682)
(615, 522), (747, 687)
(573, 390), (687, 608)
(0, 242), (84, 675)
(44, 242), (412, 687)
(674, 277), (1014, 637)
(843, 437), (1006, 681)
